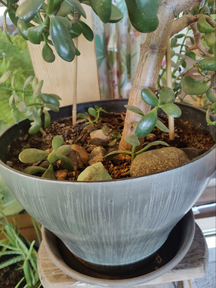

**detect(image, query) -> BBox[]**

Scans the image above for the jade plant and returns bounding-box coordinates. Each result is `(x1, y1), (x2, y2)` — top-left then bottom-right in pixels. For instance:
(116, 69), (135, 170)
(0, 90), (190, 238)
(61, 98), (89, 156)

(0, 71), (61, 135)
(0, 0), (216, 165)
(19, 135), (74, 179)
(78, 105), (107, 124)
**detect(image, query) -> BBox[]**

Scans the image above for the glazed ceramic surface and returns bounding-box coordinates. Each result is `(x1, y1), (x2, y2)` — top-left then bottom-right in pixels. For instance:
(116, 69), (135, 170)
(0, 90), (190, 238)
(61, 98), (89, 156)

(0, 101), (215, 268)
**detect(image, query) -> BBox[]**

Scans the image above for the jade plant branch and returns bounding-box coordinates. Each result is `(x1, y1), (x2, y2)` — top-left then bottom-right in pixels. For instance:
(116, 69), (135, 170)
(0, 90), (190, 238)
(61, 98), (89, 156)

(119, 0), (202, 151)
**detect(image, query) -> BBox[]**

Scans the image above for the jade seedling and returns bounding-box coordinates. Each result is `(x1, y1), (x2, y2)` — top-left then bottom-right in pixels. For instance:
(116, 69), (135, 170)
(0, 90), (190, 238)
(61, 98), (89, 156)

(19, 135), (73, 179)
(105, 138), (169, 162)
(125, 87), (182, 139)
(0, 71), (61, 135)
(102, 126), (122, 146)
(77, 105), (107, 124)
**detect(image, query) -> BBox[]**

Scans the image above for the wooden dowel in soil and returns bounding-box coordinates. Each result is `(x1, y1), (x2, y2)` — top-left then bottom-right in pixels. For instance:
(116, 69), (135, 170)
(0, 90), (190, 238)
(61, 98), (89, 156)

(166, 38), (175, 141)
(72, 38), (78, 126)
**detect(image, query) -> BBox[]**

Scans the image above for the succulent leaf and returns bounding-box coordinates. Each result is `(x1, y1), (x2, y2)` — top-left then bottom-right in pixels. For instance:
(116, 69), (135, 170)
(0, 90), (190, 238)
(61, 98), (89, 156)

(135, 109), (157, 137)
(42, 165), (56, 179)
(159, 87), (175, 105)
(56, 145), (71, 156)
(57, 154), (74, 171)
(23, 166), (46, 175)
(52, 135), (64, 152)
(160, 103), (182, 118)
(141, 88), (158, 107)
(19, 149), (48, 163)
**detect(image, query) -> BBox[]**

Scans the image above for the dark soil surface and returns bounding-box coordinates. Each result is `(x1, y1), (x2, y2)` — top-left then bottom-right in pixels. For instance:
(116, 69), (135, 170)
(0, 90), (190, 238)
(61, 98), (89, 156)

(0, 263), (25, 288)
(5, 112), (215, 180)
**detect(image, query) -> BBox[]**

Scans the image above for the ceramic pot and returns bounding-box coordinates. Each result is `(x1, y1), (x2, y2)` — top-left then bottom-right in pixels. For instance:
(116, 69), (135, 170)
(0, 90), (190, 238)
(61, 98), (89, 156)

(0, 100), (215, 273)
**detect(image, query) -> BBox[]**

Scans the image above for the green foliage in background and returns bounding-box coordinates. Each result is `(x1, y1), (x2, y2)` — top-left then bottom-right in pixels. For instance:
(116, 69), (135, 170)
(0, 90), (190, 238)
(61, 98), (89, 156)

(0, 29), (34, 125)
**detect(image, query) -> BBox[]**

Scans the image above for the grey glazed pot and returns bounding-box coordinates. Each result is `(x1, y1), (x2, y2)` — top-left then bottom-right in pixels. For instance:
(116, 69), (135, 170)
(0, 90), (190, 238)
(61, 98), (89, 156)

(0, 101), (215, 272)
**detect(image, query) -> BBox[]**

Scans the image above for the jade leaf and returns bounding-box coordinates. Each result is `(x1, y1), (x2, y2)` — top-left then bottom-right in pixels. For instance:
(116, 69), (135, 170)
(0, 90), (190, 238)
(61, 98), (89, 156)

(16, 0), (45, 23)
(45, 104), (59, 112)
(88, 107), (97, 117)
(48, 151), (58, 164)
(197, 57), (216, 71)
(23, 76), (34, 89)
(159, 87), (175, 105)
(33, 80), (43, 99)
(65, 0), (86, 18)
(19, 149), (48, 163)
(44, 110), (51, 128)
(56, 145), (71, 156)
(42, 43), (55, 63)
(160, 103), (182, 118)
(0, 71), (12, 84)
(28, 122), (41, 134)
(124, 134), (140, 147)
(181, 75), (210, 95)
(135, 0), (161, 18)
(155, 119), (169, 132)
(52, 136), (64, 152)
(79, 20), (94, 41)
(206, 89), (216, 103)
(141, 88), (158, 107)
(41, 94), (60, 107)
(135, 109), (157, 137)
(42, 165), (56, 179)
(109, 4), (124, 23)
(57, 154), (74, 171)
(89, 0), (112, 23)
(124, 105), (145, 116)
(23, 166), (46, 175)
(17, 102), (27, 113)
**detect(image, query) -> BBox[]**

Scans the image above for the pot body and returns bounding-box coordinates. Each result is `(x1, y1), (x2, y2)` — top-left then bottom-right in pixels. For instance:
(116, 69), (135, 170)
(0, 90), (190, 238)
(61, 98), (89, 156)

(0, 101), (215, 269)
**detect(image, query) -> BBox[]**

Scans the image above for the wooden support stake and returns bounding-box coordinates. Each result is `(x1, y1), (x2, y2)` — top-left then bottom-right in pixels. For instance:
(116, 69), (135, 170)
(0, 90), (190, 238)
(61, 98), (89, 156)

(166, 38), (175, 141)
(72, 38), (78, 126)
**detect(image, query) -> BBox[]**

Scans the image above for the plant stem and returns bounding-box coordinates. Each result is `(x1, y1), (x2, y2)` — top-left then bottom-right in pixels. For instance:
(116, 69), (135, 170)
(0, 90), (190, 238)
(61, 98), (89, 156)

(131, 146), (136, 161)
(166, 38), (175, 141)
(72, 38), (78, 126)
(0, 87), (33, 93)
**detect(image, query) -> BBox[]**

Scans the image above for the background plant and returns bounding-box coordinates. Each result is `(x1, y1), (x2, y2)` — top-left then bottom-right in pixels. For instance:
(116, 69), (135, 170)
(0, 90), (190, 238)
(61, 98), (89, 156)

(19, 135), (74, 179)
(0, 71), (61, 135)
(0, 211), (41, 288)
(0, 29), (34, 126)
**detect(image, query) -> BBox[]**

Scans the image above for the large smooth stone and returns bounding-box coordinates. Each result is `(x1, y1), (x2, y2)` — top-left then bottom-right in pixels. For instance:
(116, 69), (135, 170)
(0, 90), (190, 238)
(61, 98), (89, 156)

(130, 147), (189, 177)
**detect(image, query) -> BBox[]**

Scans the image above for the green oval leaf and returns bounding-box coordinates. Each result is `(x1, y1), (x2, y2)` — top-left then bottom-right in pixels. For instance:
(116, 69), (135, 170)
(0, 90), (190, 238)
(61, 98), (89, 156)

(52, 135), (64, 151)
(181, 75), (210, 95)
(41, 93), (60, 107)
(155, 119), (169, 133)
(48, 151), (58, 164)
(16, 0), (45, 23)
(33, 80), (43, 99)
(197, 15), (215, 33)
(57, 154), (74, 171)
(23, 166), (46, 175)
(65, 0), (86, 18)
(89, 0), (112, 23)
(204, 32), (216, 48)
(159, 87), (175, 105)
(135, 0), (161, 18)
(19, 149), (48, 163)
(56, 145), (71, 156)
(124, 105), (145, 116)
(42, 42), (55, 63)
(3, 9), (13, 44)
(135, 109), (157, 137)
(44, 110), (51, 128)
(17, 19), (32, 40)
(124, 134), (140, 147)
(23, 76), (34, 89)
(160, 103), (182, 118)
(109, 4), (124, 23)
(88, 107), (97, 117)
(57, 1), (73, 16)
(70, 22), (82, 38)
(79, 20), (94, 41)
(28, 122), (41, 134)
(42, 165), (56, 179)
(45, 104), (59, 112)
(125, 0), (159, 33)
(17, 102), (27, 113)
(141, 88), (158, 107)
(136, 141), (169, 155)
(206, 89), (216, 103)
(50, 16), (76, 62)
(0, 71), (12, 84)
(77, 113), (90, 120)
(197, 57), (216, 71)
(27, 24), (46, 44)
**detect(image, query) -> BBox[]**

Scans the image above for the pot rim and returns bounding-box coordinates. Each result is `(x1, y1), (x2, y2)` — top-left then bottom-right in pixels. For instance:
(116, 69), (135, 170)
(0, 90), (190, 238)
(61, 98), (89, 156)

(0, 102), (215, 184)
